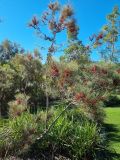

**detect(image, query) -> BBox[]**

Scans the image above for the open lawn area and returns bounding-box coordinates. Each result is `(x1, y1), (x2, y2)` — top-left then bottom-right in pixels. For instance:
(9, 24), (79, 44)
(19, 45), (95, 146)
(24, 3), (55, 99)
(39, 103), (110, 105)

(105, 107), (120, 158)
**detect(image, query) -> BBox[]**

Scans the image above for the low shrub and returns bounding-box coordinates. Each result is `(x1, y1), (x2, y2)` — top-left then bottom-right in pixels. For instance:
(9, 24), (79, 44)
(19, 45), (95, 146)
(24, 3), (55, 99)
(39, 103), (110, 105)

(21, 107), (108, 160)
(0, 112), (44, 158)
(0, 106), (110, 160)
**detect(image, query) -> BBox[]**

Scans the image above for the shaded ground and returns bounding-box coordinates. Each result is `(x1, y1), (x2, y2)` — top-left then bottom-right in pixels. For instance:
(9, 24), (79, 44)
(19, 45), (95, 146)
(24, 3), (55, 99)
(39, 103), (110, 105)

(105, 107), (120, 160)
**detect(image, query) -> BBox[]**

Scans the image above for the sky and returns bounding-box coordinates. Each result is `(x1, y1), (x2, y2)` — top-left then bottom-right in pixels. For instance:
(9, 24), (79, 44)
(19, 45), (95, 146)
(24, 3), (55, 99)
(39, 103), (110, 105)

(0, 0), (120, 60)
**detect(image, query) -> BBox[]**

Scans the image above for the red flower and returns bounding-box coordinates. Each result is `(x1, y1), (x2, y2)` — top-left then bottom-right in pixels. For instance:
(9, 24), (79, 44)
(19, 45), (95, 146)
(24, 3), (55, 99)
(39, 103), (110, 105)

(32, 16), (39, 26)
(74, 92), (86, 101)
(69, 27), (76, 33)
(116, 69), (120, 74)
(85, 98), (98, 106)
(16, 99), (22, 105)
(63, 69), (71, 78)
(98, 33), (103, 39)
(91, 65), (97, 73)
(96, 33), (103, 41)
(29, 16), (39, 27)
(90, 99), (97, 105)
(51, 64), (59, 77)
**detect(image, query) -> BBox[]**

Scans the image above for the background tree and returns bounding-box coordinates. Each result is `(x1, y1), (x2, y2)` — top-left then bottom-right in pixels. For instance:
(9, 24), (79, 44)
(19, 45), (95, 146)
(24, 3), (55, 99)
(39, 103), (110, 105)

(10, 54), (44, 113)
(90, 6), (120, 62)
(64, 40), (90, 63)
(64, 18), (90, 64)
(0, 63), (15, 117)
(0, 39), (24, 62)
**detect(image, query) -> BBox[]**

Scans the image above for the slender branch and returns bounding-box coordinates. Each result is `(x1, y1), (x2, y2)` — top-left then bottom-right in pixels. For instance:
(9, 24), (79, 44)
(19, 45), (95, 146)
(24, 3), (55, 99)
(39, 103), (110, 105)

(37, 102), (72, 140)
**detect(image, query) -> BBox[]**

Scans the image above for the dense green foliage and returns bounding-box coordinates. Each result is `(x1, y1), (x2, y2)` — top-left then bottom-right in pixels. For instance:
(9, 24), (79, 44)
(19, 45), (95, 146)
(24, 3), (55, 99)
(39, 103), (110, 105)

(0, 39), (24, 62)
(0, 107), (105, 159)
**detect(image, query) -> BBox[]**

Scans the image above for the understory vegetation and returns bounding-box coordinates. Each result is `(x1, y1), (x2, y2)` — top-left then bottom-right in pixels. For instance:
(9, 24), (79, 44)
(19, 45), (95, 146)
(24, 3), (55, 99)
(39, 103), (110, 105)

(0, 1), (120, 159)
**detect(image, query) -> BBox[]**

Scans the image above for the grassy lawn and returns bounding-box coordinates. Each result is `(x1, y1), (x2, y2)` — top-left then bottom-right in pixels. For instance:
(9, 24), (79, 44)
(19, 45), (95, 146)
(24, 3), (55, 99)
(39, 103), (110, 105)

(105, 107), (120, 156)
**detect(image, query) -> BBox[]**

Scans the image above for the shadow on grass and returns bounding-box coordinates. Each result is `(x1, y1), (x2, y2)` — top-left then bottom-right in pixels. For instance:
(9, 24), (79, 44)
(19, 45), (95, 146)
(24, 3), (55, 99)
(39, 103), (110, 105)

(103, 123), (120, 160)
(104, 95), (120, 107)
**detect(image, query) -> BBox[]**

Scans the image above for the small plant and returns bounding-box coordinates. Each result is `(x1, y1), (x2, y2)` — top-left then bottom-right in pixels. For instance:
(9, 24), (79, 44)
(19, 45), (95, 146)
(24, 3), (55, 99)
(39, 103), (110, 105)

(8, 93), (29, 118)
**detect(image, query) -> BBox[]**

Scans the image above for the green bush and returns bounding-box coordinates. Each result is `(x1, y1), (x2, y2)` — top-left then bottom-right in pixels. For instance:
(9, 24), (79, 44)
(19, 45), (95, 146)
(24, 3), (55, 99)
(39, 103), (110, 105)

(22, 107), (107, 160)
(0, 112), (44, 158)
(104, 95), (120, 107)
(0, 106), (111, 159)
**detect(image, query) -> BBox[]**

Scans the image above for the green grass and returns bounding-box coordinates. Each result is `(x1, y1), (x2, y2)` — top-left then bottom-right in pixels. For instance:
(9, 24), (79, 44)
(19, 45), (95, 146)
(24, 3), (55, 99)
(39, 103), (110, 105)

(105, 107), (120, 155)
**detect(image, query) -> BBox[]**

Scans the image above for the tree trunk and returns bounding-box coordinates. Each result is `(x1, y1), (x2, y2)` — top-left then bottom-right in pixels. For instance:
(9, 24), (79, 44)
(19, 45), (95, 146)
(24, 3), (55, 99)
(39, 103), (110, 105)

(45, 91), (49, 130)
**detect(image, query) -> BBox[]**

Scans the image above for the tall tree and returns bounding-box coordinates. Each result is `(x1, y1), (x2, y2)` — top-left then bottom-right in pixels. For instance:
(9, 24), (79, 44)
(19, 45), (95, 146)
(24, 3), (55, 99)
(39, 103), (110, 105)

(91, 6), (120, 62)
(29, 1), (77, 129)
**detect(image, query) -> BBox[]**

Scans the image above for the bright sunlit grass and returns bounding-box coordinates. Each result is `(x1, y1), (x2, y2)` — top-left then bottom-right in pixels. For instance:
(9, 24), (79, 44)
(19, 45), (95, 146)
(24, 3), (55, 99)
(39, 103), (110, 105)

(105, 107), (120, 155)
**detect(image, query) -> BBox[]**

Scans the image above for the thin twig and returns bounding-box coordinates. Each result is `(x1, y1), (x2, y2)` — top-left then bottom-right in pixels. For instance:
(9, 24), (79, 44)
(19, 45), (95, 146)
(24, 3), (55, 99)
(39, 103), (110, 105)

(37, 102), (72, 140)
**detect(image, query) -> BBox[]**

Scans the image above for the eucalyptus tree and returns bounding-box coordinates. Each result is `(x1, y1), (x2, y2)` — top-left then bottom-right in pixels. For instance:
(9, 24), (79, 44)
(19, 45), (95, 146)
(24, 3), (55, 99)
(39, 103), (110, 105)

(90, 6), (120, 62)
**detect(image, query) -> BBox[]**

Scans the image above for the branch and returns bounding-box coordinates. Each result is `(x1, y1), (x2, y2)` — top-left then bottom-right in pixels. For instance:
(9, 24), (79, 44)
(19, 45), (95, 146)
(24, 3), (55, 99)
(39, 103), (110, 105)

(36, 102), (72, 140)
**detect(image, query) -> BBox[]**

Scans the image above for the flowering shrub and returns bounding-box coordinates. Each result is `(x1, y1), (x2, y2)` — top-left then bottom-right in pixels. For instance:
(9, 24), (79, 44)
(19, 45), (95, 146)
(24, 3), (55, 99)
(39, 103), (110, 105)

(47, 60), (120, 123)
(8, 93), (29, 118)
(0, 107), (106, 160)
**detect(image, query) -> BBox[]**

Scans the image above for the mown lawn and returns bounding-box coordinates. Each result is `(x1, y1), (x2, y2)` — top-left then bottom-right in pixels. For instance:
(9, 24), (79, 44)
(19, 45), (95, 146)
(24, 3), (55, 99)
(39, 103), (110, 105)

(105, 107), (120, 157)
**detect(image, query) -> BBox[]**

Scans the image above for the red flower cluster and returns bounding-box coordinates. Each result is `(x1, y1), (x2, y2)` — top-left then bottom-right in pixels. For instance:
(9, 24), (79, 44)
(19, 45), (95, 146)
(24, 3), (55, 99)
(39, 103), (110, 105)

(98, 33), (103, 39)
(63, 69), (71, 78)
(59, 69), (72, 88)
(48, 2), (59, 11)
(87, 99), (97, 106)
(97, 33), (103, 40)
(51, 64), (59, 77)
(74, 92), (86, 101)
(60, 5), (73, 23)
(67, 20), (77, 33)
(117, 69), (120, 74)
(91, 65), (97, 73)
(16, 98), (22, 105)
(91, 66), (107, 75)
(29, 16), (39, 27)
